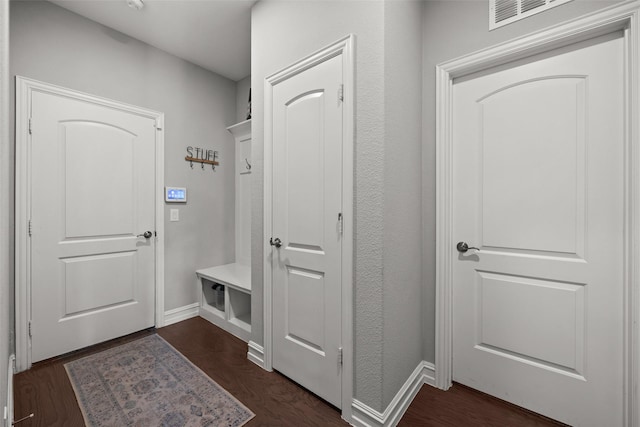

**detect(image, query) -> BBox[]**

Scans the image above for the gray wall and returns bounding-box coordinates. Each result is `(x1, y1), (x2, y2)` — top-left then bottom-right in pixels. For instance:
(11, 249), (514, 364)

(382, 0), (423, 407)
(235, 75), (251, 124)
(420, 0), (623, 362)
(252, 0), (423, 412)
(9, 0), (238, 313)
(1, 0), (10, 417)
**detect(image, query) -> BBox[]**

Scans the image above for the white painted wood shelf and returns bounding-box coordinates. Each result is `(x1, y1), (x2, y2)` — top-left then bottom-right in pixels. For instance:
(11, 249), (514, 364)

(197, 263), (251, 342)
(197, 119), (252, 342)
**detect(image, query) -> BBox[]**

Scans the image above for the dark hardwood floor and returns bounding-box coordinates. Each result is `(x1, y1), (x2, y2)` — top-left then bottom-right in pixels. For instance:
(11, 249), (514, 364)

(14, 317), (564, 426)
(398, 383), (565, 427)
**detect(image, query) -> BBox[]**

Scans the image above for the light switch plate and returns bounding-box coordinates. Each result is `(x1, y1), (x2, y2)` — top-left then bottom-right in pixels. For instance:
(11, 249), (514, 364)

(170, 209), (179, 222)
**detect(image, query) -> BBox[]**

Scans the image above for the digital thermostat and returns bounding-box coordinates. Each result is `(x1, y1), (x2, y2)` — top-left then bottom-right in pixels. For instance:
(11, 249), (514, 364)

(165, 187), (187, 203)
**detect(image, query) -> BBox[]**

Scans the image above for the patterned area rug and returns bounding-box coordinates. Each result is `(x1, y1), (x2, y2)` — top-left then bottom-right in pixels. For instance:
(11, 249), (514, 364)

(65, 334), (255, 427)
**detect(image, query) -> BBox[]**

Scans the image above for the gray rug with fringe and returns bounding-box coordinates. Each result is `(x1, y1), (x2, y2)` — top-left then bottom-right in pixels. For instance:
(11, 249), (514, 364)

(65, 334), (255, 427)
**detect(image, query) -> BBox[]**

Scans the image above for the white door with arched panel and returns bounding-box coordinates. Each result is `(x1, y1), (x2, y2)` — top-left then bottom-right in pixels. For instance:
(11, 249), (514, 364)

(452, 34), (624, 425)
(270, 53), (344, 408)
(27, 84), (159, 363)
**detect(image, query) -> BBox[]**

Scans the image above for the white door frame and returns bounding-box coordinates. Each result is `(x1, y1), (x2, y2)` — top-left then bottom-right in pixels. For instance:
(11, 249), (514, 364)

(14, 77), (165, 372)
(435, 2), (640, 424)
(263, 35), (355, 418)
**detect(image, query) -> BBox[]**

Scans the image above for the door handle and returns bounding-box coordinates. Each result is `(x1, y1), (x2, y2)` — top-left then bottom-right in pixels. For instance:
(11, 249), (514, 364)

(456, 242), (479, 253)
(137, 231), (153, 239)
(270, 237), (282, 248)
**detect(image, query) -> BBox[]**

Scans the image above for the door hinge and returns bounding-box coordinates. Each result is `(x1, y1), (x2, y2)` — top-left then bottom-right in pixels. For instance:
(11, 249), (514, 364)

(155, 119), (163, 131)
(338, 347), (343, 366)
(28, 321), (32, 338)
(338, 213), (343, 235)
(28, 118), (32, 135)
(28, 220), (32, 237)
(338, 84), (344, 102)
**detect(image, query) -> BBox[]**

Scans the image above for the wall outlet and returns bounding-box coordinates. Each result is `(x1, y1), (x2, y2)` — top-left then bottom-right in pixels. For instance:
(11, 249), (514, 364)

(170, 209), (179, 222)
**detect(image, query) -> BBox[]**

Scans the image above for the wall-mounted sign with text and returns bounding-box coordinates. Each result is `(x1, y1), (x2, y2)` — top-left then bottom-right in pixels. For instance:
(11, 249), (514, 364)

(185, 146), (219, 170)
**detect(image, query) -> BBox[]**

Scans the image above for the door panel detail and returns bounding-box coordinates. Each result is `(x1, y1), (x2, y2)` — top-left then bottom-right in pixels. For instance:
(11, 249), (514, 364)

(285, 266), (326, 354)
(286, 243), (325, 254)
(285, 91), (326, 249)
(62, 252), (136, 316)
(63, 122), (135, 238)
(480, 77), (586, 256)
(476, 271), (585, 374)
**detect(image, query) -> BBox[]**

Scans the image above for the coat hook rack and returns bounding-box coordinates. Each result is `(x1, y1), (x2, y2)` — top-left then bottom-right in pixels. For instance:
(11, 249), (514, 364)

(186, 146), (219, 171)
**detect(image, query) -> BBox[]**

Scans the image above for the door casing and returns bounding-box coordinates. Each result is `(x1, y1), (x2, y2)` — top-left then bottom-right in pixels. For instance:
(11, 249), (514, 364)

(263, 35), (355, 419)
(435, 2), (640, 425)
(14, 77), (166, 371)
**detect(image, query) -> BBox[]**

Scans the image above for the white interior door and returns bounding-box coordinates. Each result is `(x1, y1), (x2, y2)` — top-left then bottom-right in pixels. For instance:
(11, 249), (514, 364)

(452, 34), (624, 426)
(271, 54), (343, 407)
(30, 89), (157, 363)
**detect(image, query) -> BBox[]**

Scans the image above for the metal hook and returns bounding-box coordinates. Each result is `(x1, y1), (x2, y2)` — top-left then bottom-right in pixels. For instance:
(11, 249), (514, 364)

(12, 413), (34, 425)
(190, 160), (194, 169)
(245, 158), (252, 171)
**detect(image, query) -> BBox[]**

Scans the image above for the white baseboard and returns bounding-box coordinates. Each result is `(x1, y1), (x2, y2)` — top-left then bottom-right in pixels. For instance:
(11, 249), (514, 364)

(350, 361), (435, 427)
(5, 354), (14, 427)
(163, 303), (199, 326)
(422, 361), (436, 387)
(247, 341), (268, 370)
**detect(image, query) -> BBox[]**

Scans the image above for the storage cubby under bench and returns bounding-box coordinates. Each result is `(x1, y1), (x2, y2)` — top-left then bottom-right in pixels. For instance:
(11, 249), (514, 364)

(196, 263), (251, 342)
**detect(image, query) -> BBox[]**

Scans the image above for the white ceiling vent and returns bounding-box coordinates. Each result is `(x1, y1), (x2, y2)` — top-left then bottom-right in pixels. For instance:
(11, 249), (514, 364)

(490, 0), (573, 30)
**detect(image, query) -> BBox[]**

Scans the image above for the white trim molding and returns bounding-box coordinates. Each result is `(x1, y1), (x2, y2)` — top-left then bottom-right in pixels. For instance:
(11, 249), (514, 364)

(14, 77), (165, 371)
(1, 1), (9, 424)
(351, 362), (435, 427)
(247, 341), (267, 369)
(263, 34), (355, 419)
(163, 303), (199, 326)
(5, 355), (14, 427)
(435, 2), (640, 425)
(422, 362), (436, 388)
(154, 114), (166, 328)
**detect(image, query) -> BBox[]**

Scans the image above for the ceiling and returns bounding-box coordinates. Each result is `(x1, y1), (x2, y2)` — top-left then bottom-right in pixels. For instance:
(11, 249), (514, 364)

(48, 0), (256, 81)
